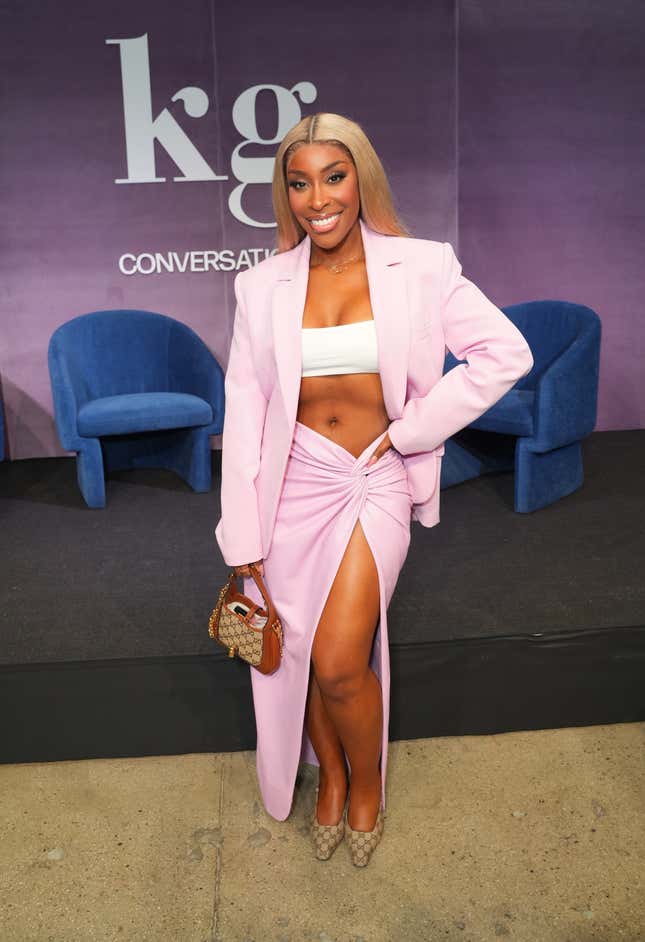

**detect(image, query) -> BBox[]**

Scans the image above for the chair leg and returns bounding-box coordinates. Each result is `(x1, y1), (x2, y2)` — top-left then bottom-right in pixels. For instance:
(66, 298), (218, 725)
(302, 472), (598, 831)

(76, 439), (106, 508)
(99, 427), (212, 493)
(514, 438), (584, 513)
(165, 426), (212, 492)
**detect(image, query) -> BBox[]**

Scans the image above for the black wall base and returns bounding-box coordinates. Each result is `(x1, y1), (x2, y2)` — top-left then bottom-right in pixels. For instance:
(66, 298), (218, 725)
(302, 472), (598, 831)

(3, 625), (643, 766)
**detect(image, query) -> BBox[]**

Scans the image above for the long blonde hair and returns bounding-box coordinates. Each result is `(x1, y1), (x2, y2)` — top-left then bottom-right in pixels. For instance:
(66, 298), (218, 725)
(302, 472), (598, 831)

(271, 112), (412, 253)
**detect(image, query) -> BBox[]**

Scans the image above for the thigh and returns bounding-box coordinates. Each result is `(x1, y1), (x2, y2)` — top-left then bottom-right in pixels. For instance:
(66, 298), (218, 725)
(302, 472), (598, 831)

(311, 518), (380, 675)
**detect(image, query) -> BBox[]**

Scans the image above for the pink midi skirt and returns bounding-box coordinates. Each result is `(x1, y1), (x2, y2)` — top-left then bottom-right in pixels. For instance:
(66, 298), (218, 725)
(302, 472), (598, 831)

(243, 419), (413, 821)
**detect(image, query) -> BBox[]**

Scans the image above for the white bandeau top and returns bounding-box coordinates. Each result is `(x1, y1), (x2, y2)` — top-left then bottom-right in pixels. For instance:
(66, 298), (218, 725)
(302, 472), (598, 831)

(301, 319), (379, 377)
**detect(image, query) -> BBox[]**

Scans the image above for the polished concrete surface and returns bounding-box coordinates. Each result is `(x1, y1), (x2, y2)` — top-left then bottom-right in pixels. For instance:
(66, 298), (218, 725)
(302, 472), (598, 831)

(1, 722), (643, 942)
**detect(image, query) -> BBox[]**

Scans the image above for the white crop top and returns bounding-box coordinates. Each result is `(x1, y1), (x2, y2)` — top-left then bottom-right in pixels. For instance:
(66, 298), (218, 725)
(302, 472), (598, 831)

(301, 319), (379, 377)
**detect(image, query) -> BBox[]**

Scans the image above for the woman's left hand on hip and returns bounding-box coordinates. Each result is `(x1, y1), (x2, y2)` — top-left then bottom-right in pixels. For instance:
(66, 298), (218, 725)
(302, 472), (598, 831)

(366, 432), (394, 466)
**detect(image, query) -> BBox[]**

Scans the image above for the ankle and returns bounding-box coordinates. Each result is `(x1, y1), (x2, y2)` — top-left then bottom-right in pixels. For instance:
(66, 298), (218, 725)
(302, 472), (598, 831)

(347, 773), (382, 830)
(318, 764), (348, 792)
(315, 766), (348, 826)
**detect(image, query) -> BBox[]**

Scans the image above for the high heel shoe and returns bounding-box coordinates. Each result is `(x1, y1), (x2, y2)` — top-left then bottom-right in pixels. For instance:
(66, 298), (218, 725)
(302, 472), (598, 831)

(344, 802), (386, 867)
(309, 786), (347, 861)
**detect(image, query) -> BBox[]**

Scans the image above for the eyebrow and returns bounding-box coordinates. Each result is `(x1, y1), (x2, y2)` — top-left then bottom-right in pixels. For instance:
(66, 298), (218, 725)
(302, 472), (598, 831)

(286, 159), (348, 177)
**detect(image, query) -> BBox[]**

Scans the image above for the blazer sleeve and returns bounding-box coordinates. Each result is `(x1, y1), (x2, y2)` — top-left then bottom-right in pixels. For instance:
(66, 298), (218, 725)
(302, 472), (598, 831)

(214, 272), (268, 567)
(387, 241), (534, 456)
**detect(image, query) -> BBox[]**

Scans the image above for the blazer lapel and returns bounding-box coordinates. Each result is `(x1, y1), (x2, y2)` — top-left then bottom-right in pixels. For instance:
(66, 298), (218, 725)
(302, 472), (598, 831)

(271, 216), (410, 431)
(362, 219), (409, 421)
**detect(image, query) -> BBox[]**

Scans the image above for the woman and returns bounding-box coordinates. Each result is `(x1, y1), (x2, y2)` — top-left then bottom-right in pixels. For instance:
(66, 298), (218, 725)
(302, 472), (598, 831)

(215, 112), (534, 866)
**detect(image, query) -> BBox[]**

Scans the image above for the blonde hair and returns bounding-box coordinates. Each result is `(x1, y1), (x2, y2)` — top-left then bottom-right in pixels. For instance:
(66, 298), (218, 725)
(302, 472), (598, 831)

(271, 112), (412, 253)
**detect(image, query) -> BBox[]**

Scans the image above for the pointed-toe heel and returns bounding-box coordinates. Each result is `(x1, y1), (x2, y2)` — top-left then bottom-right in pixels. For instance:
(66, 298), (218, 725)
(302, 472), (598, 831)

(309, 786), (347, 861)
(345, 805), (386, 867)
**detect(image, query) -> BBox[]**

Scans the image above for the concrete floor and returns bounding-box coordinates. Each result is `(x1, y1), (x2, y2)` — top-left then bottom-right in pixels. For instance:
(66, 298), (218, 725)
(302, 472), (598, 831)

(1, 722), (643, 942)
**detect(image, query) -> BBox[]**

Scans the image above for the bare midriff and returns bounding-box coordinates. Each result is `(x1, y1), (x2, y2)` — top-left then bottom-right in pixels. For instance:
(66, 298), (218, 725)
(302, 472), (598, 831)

(295, 263), (391, 460)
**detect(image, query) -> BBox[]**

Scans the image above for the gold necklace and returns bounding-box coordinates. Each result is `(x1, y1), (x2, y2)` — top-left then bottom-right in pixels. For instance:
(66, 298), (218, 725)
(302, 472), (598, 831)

(310, 253), (365, 274)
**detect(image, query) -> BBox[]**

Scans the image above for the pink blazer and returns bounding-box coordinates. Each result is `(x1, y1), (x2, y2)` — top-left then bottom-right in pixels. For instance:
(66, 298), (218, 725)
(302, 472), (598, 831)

(215, 217), (534, 567)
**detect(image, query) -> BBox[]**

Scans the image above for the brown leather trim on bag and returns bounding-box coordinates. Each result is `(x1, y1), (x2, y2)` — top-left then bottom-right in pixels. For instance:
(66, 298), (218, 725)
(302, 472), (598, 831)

(208, 562), (283, 675)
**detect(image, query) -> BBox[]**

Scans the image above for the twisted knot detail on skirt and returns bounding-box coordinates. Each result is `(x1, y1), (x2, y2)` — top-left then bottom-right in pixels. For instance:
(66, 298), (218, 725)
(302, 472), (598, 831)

(244, 419), (413, 821)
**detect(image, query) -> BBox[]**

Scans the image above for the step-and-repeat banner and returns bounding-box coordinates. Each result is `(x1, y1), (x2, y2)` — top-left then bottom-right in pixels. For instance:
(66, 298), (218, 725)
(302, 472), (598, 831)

(1, 0), (642, 458)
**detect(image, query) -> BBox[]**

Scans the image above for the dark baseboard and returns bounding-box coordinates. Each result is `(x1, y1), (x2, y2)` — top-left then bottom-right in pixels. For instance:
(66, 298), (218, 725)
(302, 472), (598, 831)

(2, 625), (643, 765)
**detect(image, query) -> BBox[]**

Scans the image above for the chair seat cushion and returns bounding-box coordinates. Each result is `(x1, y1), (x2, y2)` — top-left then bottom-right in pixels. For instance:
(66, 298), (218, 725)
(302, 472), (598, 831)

(468, 389), (535, 437)
(77, 392), (213, 437)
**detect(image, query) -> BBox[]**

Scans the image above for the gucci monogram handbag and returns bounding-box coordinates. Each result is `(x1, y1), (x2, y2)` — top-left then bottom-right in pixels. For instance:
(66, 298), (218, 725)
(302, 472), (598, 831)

(208, 562), (283, 674)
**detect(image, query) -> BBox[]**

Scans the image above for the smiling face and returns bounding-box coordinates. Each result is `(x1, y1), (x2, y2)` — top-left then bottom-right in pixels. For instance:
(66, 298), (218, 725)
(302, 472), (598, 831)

(285, 142), (361, 255)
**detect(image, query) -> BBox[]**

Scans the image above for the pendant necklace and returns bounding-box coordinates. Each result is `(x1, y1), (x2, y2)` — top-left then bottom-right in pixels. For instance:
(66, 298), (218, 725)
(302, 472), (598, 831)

(310, 253), (365, 274)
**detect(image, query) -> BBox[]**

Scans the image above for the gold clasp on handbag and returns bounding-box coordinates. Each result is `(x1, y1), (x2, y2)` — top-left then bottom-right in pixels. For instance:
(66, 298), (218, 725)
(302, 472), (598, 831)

(228, 645), (237, 658)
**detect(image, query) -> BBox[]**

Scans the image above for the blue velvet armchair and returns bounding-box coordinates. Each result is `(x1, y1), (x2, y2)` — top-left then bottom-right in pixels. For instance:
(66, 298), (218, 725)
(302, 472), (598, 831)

(48, 310), (224, 507)
(441, 300), (602, 512)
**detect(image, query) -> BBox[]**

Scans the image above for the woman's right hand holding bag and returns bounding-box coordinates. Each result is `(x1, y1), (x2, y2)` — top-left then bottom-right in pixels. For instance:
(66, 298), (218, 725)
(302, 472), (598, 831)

(233, 559), (264, 578)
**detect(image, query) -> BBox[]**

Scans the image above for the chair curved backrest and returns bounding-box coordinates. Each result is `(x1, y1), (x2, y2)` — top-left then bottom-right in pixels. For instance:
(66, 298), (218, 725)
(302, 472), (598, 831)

(48, 309), (212, 402)
(444, 299), (601, 390)
(499, 300), (601, 390)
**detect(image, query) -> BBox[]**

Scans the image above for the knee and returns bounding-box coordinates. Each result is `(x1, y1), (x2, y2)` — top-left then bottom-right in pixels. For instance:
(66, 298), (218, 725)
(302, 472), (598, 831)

(313, 657), (367, 703)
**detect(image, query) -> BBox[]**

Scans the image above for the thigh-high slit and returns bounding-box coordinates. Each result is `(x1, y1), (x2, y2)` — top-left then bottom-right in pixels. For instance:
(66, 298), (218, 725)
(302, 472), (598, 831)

(243, 419), (413, 821)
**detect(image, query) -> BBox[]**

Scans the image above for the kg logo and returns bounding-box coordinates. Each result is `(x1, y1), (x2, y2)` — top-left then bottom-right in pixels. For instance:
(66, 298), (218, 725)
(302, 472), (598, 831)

(106, 33), (317, 227)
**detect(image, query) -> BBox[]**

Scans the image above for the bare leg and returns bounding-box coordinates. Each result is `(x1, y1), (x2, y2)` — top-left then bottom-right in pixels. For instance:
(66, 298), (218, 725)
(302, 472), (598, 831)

(304, 671), (348, 825)
(310, 519), (383, 832)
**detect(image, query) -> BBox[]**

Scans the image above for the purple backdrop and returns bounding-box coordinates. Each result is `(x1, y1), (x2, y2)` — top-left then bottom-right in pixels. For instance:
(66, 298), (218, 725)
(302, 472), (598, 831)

(0, 0), (642, 460)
